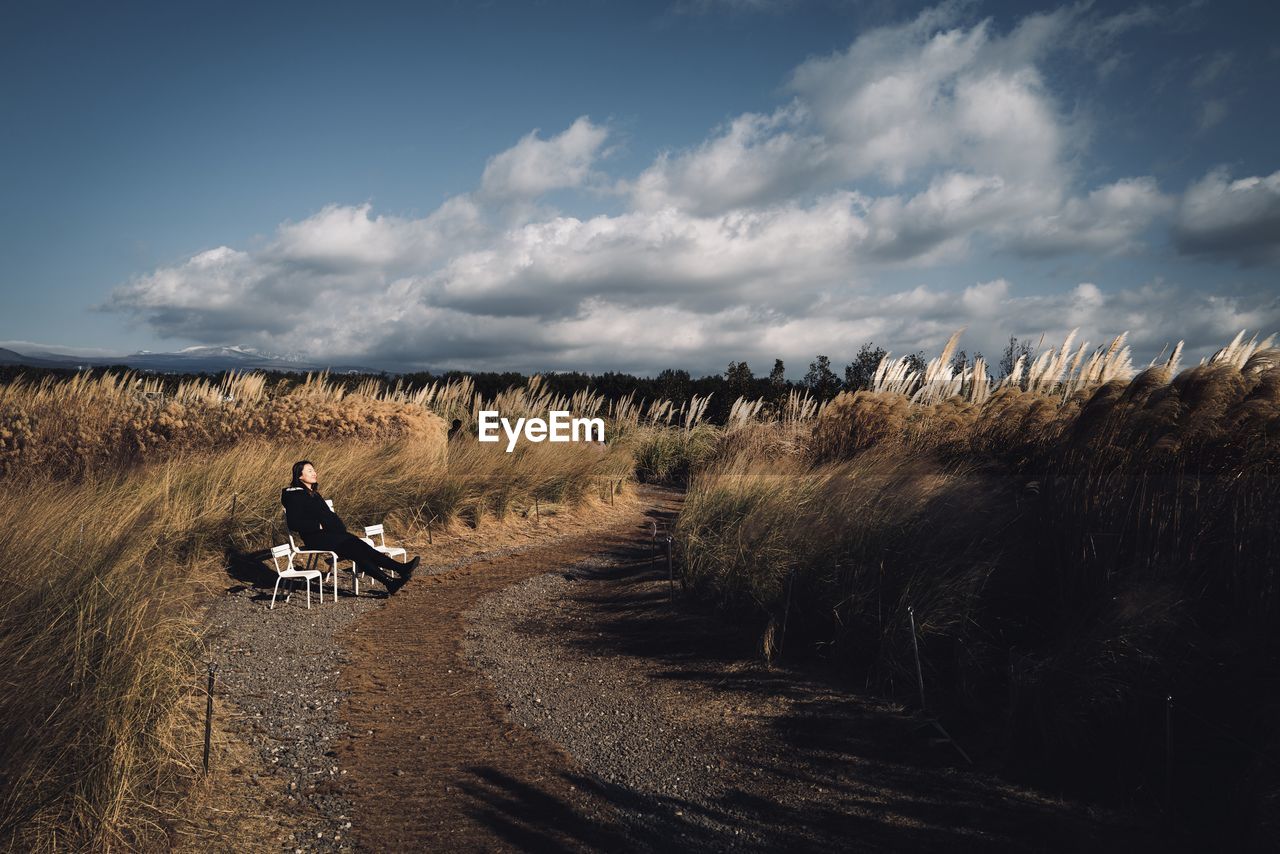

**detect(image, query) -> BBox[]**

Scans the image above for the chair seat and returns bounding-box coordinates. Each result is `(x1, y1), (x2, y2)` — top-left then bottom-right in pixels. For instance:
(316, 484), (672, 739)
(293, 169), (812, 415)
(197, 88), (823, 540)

(269, 542), (325, 610)
(376, 545), (407, 559)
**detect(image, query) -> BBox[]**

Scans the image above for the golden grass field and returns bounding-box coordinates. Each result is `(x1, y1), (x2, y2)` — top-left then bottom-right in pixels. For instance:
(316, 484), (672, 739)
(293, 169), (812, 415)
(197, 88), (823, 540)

(2, 328), (1279, 848)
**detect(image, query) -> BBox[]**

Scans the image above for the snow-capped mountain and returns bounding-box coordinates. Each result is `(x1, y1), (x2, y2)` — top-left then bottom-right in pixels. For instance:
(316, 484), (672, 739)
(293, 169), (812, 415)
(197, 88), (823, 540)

(170, 345), (310, 363)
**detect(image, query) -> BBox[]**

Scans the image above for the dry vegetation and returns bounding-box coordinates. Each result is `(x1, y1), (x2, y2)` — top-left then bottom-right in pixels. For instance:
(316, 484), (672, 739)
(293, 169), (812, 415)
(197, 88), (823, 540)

(0, 372), (641, 852)
(5, 328), (1278, 848)
(676, 330), (1280, 845)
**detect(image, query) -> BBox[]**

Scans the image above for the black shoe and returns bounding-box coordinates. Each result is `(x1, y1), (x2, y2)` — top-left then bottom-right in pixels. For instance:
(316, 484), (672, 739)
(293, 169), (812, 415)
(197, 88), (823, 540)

(401, 555), (421, 579)
(384, 575), (407, 596)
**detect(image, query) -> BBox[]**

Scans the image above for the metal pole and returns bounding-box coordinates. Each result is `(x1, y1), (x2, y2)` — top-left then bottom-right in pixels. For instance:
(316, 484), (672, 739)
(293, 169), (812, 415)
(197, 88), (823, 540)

(781, 569), (795, 651)
(908, 606), (927, 711)
(203, 663), (217, 773)
(1165, 695), (1174, 813)
(666, 535), (674, 602)
(535, 497), (540, 522)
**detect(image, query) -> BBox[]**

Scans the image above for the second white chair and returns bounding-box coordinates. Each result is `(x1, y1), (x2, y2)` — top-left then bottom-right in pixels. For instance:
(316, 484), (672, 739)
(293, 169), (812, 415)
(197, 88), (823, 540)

(362, 524), (406, 561)
(268, 543), (324, 609)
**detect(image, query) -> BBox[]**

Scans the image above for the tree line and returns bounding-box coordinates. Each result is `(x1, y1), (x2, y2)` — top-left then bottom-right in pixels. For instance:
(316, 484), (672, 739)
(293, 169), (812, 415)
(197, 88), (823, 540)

(0, 336), (1038, 427)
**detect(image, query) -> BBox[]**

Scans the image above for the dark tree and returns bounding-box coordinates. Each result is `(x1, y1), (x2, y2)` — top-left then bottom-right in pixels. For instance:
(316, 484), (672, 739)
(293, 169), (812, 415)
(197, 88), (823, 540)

(843, 342), (887, 392)
(656, 368), (692, 402)
(803, 355), (841, 400)
(999, 336), (1036, 379)
(767, 358), (787, 396)
(905, 352), (928, 377)
(725, 361), (755, 399)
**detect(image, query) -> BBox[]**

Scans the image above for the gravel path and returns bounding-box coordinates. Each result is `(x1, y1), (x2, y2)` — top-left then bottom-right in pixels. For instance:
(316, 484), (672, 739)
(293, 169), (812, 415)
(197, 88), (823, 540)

(461, 488), (1154, 852)
(198, 540), (586, 852)
(195, 485), (1155, 852)
(203, 585), (375, 852)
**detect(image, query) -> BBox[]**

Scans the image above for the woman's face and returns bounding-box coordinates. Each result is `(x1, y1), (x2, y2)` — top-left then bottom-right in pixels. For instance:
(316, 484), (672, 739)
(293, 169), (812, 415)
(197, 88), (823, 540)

(300, 463), (318, 486)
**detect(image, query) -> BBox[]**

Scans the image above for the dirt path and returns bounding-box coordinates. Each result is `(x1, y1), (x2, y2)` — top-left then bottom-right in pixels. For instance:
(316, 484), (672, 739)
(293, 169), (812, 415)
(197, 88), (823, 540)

(337, 493), (662, 851)
(337, 486), (1153, 852)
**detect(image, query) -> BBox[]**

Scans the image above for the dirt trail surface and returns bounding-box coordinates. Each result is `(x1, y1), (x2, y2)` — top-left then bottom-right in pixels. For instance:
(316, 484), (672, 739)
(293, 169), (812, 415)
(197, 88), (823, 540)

(187, 490), (640, 852)
(340, 485), (1149, 852)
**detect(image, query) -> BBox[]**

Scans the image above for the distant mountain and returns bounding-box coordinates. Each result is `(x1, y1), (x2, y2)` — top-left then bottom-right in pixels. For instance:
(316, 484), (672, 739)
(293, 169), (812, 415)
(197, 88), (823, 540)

(0, 345), (379, 375)
(0, 347), (84, 368)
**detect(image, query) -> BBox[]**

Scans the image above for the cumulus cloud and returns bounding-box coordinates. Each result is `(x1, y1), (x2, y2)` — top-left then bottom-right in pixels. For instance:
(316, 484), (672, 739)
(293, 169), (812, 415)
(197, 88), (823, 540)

(479, 116), (610, 201)
(1012, 177), (1175, 256)
(1174, 168), (1280, 265)
(103, 5), (1264, 374)
(626, 4), (1169, 257)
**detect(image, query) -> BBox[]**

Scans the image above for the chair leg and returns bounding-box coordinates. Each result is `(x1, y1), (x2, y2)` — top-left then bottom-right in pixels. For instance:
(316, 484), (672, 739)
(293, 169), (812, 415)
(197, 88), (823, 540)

(271, 577), (282, 609)
(305, 577), (312, 609)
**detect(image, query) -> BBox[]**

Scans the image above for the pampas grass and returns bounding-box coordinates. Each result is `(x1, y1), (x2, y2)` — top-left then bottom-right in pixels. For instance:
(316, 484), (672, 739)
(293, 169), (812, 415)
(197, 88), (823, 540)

(0, 423), (630, 850)
(676, 329), (1280, 844)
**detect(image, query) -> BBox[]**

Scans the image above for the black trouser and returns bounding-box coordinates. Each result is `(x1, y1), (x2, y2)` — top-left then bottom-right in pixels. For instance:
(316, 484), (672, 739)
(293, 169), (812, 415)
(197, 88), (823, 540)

(301, 531), (406, 587)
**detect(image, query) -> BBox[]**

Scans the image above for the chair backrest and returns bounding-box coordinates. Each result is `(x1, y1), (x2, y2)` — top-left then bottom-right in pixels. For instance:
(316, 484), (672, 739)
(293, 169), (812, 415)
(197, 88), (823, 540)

(325, 499), (334, 511)
(364, 523), (385, 546)
(270, 543), (293, 574)
(287, 532), (301, 553)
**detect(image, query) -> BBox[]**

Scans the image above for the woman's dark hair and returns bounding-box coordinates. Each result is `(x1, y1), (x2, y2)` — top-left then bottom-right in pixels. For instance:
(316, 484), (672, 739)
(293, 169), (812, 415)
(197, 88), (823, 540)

(290, 459), (322, 497)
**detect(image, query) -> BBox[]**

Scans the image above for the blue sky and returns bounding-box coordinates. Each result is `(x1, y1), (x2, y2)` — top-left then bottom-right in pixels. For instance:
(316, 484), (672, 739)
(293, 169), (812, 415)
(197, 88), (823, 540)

(2, 0), (1278, 375)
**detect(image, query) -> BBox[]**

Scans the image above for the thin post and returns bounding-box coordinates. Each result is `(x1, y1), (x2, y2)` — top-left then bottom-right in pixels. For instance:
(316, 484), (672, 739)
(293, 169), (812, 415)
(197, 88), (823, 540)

(535, 497), (540, 522)
(427, 517), (433, 544)
(781, 568), (795, 649)
(230, 493), (237, 522)
(203, 663), (217, 773)
(908, 606), (927, 711)
(1165, 695), (1174, 813)
(666, 535), (674, 602)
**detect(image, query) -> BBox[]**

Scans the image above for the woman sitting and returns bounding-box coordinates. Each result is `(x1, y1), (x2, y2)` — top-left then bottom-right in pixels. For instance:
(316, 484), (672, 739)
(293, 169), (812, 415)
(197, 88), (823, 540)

(281, 460), (420, 596)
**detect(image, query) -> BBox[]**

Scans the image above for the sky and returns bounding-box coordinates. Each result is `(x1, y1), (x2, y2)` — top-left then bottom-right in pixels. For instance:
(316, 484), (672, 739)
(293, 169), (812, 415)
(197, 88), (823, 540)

(2, 0), (1278, 377)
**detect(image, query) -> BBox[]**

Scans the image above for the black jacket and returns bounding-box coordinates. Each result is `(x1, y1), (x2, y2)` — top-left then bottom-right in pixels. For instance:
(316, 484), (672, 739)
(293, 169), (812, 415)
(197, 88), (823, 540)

(281, 486), (348, 538)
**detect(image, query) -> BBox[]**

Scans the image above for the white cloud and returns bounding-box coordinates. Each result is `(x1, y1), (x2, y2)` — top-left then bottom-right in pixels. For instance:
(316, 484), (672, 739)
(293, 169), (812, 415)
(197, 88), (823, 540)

(789, 8), (1069, 186)
(628, 105), (830, 215)
(479, 116), (610, 200)
(1175, 168), (1280, 265)
(103, 6), (1264, 375)
(626, 4), (1168, 258)
(1012, 177), (1175, 256)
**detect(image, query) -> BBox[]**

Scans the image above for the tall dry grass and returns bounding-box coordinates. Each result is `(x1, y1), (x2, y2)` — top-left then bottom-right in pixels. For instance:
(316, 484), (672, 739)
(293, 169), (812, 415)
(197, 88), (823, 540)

(676, 330), (1280, 844)
(0, 413), (630, 850)
(0, 372), (443, 480)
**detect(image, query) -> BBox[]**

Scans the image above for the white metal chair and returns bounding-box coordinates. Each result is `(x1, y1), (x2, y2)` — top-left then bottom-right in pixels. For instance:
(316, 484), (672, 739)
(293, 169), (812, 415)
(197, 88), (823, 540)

(363, 523), (407, 561)
(268, 543), (323, 609)
(286, 532), (343, 599)
(323, 499), (368, 595)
